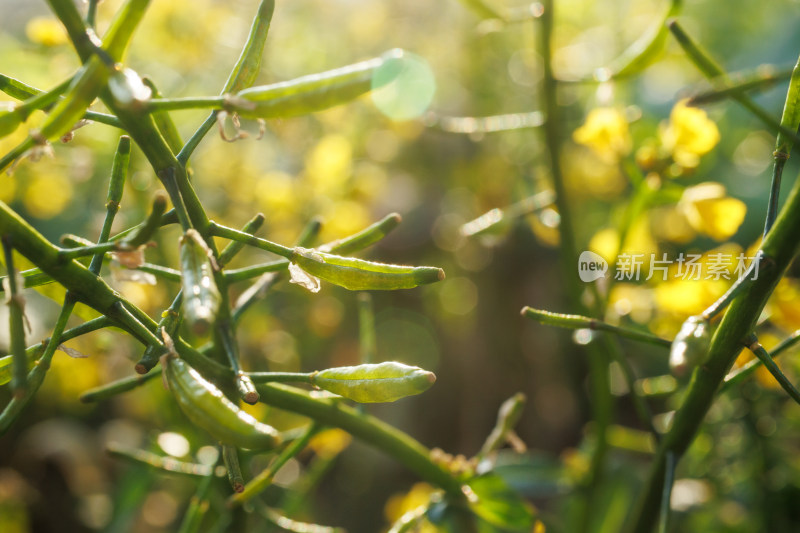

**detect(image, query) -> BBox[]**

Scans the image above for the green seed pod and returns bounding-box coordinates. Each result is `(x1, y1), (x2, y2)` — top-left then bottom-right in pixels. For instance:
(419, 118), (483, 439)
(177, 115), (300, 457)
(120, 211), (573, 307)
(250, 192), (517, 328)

(312, 361), (436, 403)
(165, 357), (281, 450)
(669, 316), (711, 378)
(180, 230), (221, 336)
(290, 247), (444, 291)
(231, 49), (408, 119)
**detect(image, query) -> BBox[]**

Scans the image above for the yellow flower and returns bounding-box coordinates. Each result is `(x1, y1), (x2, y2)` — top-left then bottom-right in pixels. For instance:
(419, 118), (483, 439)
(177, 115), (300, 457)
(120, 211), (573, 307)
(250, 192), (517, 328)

(767, 278), (800, 332)
(23, 172), (73, 220)
(308, 429), (352, 459)
(660, 100), (720, 168)
(25, 17), (68, 47)
(572, 108), (632, 162)
(384, 482), (437, 533)
(679, 182), (746, 241)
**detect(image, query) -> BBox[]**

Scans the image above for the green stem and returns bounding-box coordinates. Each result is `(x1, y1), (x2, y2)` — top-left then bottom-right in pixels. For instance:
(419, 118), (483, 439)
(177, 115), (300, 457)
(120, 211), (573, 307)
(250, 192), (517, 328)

(721, 329), (800, 392)
(0, 295), (75, 434)
(177, 473), (214, 533)
(744, 335), (800, 404)
(224, 260), (287, 283)
(142, 78), (185, 155)
(687, 67), (793, 106)
(123, 192), (169, 247)
(255, 382), (464, 497)
(146, 96), (227, 113)
(247, 372), (314, 384)
(2, 236), (28, 397)
(106, 443), (215, 476)
(90, 136), (130, 275)
(668, 20), (800, 147)
(228, 423), (321, 507)
(80, 369), (162, 402)
(209, 222), (294, 258)
(86, 0), (99, 28)
(222, 444), (245, 493)
(218, 214), (265, 266)
(224, 212), (402, 284)
(358, 293), (377, 364)
(176, 0), (274, 166)
(521, 307), (671, 348)
(627, 129), (800, 533)
(540, 1), (613, 528)
(0, 73), (122, 128)
(80, 369), (316, 403)
(657, 452), (676, 533)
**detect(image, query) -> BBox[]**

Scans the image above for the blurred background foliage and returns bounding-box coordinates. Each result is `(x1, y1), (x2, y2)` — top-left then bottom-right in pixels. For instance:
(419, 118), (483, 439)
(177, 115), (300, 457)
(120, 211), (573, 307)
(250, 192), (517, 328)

(3, 0), (800, 531)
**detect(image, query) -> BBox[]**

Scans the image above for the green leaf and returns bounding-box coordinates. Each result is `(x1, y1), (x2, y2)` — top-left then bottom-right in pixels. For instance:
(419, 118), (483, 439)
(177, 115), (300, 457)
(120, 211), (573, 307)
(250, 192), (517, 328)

(465, 474), (536, 532)
(312, 362), (436, 403)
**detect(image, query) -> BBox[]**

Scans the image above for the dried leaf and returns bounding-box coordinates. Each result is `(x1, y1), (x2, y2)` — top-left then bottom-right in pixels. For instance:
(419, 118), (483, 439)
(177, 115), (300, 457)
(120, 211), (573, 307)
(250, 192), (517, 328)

(288, 262), (321, 293)
(58, 344), (88, 358)
(111, 246), (147, 269)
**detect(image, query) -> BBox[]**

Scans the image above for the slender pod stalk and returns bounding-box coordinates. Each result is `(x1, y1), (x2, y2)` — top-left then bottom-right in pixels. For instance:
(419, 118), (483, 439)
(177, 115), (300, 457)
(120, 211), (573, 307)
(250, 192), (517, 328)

(358, 293), (377, 364)
(721, 329), (800, 391)
(80, 370), (162, 403)
(521, 307), (671, 348)
(106, 443), (215, 477)
(89, 136), (130, 275)
(743, 335), (800, 404)
(217, 214), (265, 266)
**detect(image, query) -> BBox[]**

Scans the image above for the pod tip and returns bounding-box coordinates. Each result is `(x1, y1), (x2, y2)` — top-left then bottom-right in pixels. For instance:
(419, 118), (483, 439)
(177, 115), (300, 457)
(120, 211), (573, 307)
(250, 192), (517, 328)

(242, 391), (260, 405)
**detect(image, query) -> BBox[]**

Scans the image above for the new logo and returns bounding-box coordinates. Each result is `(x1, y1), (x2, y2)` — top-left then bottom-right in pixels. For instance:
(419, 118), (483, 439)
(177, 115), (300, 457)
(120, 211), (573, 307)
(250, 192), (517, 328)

(578, 251), (608, 282)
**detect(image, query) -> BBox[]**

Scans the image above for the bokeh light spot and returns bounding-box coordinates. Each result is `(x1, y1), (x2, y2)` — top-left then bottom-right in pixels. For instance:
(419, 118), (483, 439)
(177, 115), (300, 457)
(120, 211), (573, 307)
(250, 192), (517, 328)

(371, 52), (436, 121)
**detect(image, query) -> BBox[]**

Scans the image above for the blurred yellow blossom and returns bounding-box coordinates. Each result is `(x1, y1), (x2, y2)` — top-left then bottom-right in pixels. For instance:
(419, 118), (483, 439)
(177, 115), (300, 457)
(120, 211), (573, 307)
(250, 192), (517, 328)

(384, 482), (437, 532)
(653, 244), (742, 319)
(305, 134), (353, 194)
(308, 429), (352, 459)
(660, 100), (720, 168)
(679, 182), (746, 241)
(608, 283), (653, 324)
(25, 17), (68, 47)
(589, 227), (619, 263)
(23, 172), (72, 219)
(572, 107), (632, 163)
(767, 278), (800, 332)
